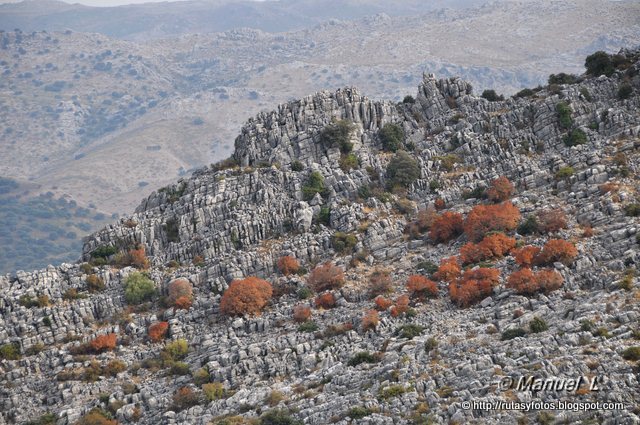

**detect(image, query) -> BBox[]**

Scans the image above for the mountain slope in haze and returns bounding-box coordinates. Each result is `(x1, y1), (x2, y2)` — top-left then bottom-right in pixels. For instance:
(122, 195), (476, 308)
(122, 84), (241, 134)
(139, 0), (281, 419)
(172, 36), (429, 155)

(0, 49), (639, 425)
(0, 0), (489, 40)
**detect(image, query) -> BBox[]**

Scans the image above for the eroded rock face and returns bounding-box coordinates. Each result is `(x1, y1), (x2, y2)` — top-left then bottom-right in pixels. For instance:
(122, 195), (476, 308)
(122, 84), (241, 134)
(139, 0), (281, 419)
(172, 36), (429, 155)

(1, 50), (639, 424)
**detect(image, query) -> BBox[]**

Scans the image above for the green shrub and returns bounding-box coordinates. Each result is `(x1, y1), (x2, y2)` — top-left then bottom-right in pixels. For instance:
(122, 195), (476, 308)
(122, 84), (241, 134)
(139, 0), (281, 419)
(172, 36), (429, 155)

(621, 346), (640, 361)
(0, 343), (21, 360)
(260, 409), (303, 425)
(302, 171), (328, 201)
(624, 204), (640, 217)
(124, 272), (156, 304)
(386, 151), (420, 189)
(24, 413), (57, 425)
(291, 161), (304, 172)
(563, 129), (587, 147)
(347, 406), (372, 419)
(515, 88), (534, 98)
(556, 102), (572, 129)
(317, 206), (331, 226)
(297, 287), (313, 300)
(170, 361), (191, 375)
(332, 232), (358, 254)
(25, 343), (45, 356)
(548, 73), (579, 85)
(379, 123), (404, 152)
(424, 337), (438, 352)
(297, 321), (318, 333)
(402, 95), (415, 104)
(203, 382), (225, 401)
(319, 120), (355, 153)
(555, 167), (575, 180)
(162, 339), (189, 362)
(580, 87), (593, 102)
(348, 351), (379, 366)
(357, 184), (371, 199)
(378, 385), (406, 400)
(580, 319), (594, 332)
(517, 215), (539, 235)
(501, 328), (526, 341)
(585, 51), (614, 77)
(529, 317), (549, 333)
(416, 261), (438, 276)
(397, 324), (424, 339)
(481, 90), (504, 101)
(618, 83), (633, 100)
(339, 153), (359, 172)
(91, 245), (117, 259)
(164, 218), (180, 243)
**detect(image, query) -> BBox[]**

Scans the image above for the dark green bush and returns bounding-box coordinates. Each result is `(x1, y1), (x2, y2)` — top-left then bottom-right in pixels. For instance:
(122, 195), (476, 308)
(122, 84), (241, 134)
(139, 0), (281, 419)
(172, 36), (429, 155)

(563, 129), (587, 147)
(319, 120), (355, 153)
(386, 151), (420, 189)
(302, 171), (328, 201)
(291, 161), (304, 172)
(555, 167), (575, 180)
(515, 88), (534, 98)
(25, 413), (57, 425)
(379, 123), (404, 152)
(618, 83), (633, 100)
(347, 406), (372, 419)
(332, 232), (358, 254)
(260, 409), (303, 425)
(556, 102), (572, 129)
(585, 51), (614, 77)
(529, 317), (549, 333)
(297, 321), (318, 333)
(317, 206), (331, 226)
(416, 261), (438, 276)
(397, 324), (424, 339)
(348, 351), (379, 366)
(164, 218), (180, 243)
(625, 204), (640, 217)
(501, 328), (526, 341)
(621, 346), (640, 361)
(91, 245), (117, 259)
(481, 89), (504, 101)
(548, 73), (579, 85)
(378, 385), (406, 400)
(402, 95), (415, 104)
(518, 215), (539, 235)
(424, 337), (438, 352)
(339, 153), (359, 172)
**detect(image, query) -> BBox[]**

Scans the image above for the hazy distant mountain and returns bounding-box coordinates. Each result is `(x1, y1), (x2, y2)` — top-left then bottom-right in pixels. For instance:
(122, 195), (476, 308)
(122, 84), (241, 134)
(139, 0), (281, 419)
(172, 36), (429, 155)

(0, 0), (490, 39)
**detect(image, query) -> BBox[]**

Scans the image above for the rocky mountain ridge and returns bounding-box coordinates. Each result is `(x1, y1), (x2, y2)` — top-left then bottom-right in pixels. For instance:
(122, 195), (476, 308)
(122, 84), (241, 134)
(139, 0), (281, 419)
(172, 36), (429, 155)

(1, 49), (639, 424)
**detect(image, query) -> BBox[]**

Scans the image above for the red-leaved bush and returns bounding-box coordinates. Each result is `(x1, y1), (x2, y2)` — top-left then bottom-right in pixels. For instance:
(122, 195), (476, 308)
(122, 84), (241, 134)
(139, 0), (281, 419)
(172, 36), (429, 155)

(459, 233), (516, 265)
(390, 294), (410, 317)
(406, 275), (438, 299)
(361, 309), (379, 331)
(449, 268), (500, 307)
(314, 292), (337, 309)
(148, 321), (169, 342)
(219, 277), (273, 316)
(429, 211), (464, 243)
(506, 268), (564, 295)
(537, 209), (568, 234)
(433, 256), (461, 283)
(374, 295), (393, 311)
(168, 278), (193, 310)
(292, 305), (311, 323)
(535, 239), (578, 266)
(89, 333), (117, 353)
(307, 262), (345, 292)
(487, 176), (515, 202)
(464, 201), (521, 242)
(277, 255), (300, 276)
(512, 245), (542, 268)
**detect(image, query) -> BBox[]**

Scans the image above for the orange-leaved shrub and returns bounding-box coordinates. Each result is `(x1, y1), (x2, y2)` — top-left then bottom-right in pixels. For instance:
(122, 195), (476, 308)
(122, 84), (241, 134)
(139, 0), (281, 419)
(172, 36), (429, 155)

(75, 408), (117, 425)
(168, 278), (193, 310)
(535, 239), (578, 266)
(513, 245), (542, 268)
(361, 309), (379, 331)
(307, 262), (345, 292)
(432, 256), (461, 282)
(148, 321), (169, 342)
(390, 294), (410, 317)
(449, 268), (500, 307)
(429, 211), (464, 243)
(314, 292), (337, 309)
(459, 233), (516, 265)
(434, 198), (446, 211)
(537, 209), (568, 234)
(374, 295), (393, 311)
(487, 176), (515, 202)
(506, 268), (563, 295)
(277, 255), (300, 276)
(292, 305), (311, 323)
(89, 333), (117, 353)
(464, 201), (520, 242)
(219, 277), (273, 316)
(368, 270), (393, 297)
(128, 245), (150, 269)
(406, 275), (438, 299)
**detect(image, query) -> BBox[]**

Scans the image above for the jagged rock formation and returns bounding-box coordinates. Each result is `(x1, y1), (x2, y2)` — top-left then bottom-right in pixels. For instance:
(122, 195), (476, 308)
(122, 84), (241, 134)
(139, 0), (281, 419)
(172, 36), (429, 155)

(1, 50), (640, 425)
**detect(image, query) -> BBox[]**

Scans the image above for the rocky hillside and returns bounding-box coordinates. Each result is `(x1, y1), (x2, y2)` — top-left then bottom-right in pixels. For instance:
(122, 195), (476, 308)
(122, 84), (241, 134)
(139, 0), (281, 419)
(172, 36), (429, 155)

(1, 49), (639, 425)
